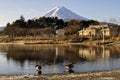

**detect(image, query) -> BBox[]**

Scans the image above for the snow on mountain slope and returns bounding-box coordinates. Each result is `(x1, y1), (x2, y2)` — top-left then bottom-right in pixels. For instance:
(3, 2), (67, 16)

(44, 6), (88, 21)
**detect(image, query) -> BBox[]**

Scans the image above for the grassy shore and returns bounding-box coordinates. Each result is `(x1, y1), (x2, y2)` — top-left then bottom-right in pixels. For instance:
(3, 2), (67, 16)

(1, 70), (120, 80)
(0, 35), (120, 44)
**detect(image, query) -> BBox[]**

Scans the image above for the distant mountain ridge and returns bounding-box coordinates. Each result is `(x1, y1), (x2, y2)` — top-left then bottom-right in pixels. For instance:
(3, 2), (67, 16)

(0, 26), (5, 31)
(40, 6), (88, 21)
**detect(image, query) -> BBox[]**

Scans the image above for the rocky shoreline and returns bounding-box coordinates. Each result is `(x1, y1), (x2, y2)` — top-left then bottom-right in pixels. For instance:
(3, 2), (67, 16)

(1, 70), (120, 80)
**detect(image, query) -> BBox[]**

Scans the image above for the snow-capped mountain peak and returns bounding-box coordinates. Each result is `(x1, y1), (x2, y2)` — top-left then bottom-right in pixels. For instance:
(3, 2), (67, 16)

(44, 6), (88, 21)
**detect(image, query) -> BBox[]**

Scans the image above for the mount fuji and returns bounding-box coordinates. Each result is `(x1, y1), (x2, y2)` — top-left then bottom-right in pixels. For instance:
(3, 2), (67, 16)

(43, 6), (88, 21)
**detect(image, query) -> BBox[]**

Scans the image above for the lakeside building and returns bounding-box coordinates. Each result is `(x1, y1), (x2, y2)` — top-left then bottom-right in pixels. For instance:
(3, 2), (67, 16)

(78, 24), (111, 38)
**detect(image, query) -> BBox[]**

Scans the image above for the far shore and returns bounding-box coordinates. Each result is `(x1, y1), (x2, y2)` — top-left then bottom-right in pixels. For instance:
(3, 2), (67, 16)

(0, 35), (120, 46)
(0, 40), (120, 47)
(1, 69), (120, 80)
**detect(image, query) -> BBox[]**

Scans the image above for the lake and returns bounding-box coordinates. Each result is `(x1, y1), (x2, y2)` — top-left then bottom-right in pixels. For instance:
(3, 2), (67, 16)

(0, 44), (120, 75)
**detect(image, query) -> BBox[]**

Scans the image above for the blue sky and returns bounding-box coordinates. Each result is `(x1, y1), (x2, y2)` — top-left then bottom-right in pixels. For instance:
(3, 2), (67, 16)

(0, 0), (120, 26)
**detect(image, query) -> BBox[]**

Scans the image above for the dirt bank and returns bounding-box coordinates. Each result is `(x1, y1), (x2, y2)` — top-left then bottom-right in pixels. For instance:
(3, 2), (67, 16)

(1, 70), (120, 80)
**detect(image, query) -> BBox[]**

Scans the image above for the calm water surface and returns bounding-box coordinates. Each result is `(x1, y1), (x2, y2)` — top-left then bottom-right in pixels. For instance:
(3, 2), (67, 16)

(0, 44), (120, 75)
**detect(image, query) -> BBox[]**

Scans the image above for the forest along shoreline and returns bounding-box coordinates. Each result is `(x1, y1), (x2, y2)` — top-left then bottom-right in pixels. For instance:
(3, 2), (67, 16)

(1, 69), (120, 80)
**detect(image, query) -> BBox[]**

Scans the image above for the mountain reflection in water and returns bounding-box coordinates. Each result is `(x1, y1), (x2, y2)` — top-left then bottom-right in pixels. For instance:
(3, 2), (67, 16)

(0, 44), (120, 74)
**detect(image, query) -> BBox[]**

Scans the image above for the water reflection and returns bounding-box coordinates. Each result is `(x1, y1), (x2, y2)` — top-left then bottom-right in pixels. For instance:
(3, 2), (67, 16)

(79, 45), (120, 61)
(0, 44), (87, 67)
(0, 44), (120, 74)
(65, 69), (74, 73)
(79, 46), (106, 61)
(36, 70), (42, 75)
